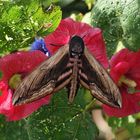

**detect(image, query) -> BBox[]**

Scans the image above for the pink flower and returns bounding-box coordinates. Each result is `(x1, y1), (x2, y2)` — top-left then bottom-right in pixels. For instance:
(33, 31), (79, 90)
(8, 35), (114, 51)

(103, 49), (140, 117)
(0, 51), (51, 121)
(44, 18), (109, 68)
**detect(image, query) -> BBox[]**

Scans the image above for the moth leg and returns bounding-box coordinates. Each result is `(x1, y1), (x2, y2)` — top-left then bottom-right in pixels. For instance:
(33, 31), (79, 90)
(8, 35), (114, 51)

(54, 76), (72, 92)
(57, 69), (72, 82)
(52, 63), (73, 93)
(78, 69), (89, 89)
(79, 78), (89, 89)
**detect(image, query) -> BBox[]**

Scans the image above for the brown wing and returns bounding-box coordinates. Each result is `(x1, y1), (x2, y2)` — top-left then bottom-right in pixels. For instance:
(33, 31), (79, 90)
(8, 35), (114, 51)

(13, 45), (72, 106)
(79, 47), (122, 108)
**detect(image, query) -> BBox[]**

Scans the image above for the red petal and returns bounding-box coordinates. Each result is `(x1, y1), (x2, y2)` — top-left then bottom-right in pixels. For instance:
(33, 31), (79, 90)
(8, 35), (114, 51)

(103, 88), (140, 117)
(64, 18), (93, 37)
(0, 51), (47, 82)
(0, 81), (52, 121)
(0, 51), (51, 121)
(110, 49), (130, 67)
(110, 49), (140, 87)
(7, 94), (52, 121)
(84, 29), (109, 68)
(44, 19), (70, 54)
(44, 18), (109, 68)
(110, 62), (130, 83)
(0, 81), (13, 116)
(126, 51), (140, 88)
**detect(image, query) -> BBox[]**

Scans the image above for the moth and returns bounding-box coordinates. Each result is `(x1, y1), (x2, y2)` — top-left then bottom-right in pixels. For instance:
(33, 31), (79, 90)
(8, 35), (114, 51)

(13, 36), (122, 108)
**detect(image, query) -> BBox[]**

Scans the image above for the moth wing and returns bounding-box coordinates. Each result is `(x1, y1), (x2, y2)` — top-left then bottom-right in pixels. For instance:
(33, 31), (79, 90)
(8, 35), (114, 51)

(13, 45), (71, 105)
(79, 47), (122, 108)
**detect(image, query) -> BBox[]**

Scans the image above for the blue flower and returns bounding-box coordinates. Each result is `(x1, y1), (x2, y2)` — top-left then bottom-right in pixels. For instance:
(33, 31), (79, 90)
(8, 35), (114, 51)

(31, 38), (51, 57)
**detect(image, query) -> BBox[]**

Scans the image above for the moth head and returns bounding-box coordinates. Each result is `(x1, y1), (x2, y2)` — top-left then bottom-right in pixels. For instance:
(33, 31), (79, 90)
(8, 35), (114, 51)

(69, 35), (84, 57)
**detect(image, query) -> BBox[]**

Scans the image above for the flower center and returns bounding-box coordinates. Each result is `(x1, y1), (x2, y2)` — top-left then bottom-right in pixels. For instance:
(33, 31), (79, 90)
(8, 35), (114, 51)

(118, 76), (137, 88)
(118, 76), (137, 94)
(9, 74), (22, 89)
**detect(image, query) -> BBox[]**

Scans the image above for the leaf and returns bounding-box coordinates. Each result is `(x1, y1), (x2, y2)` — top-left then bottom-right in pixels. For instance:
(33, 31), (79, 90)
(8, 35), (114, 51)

(120, 0), (140, 51)
(108, 116), (136, 134)
(85, 0), (95, 10)
(27, 89), (98, 140)
(0, 115), (29, 140)
(36, 5), (62, 36)
(91, 0), (140, 57)
(0, 89), (98, 140)
(0, 0), (62, 55)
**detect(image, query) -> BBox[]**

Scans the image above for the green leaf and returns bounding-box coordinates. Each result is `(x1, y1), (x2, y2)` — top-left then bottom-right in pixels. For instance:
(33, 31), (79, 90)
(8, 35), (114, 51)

(36, 5), (62, 36)
(27, 89), (98, 140)
(0, 1), (62, 55)
(0, 89), (98, 140)
(85, 0), (95, 10)
(91, 0), (140, 57)
(120, 0), (140, 51)
(0, 115), (29, 140)
(108, 116), (137, 139)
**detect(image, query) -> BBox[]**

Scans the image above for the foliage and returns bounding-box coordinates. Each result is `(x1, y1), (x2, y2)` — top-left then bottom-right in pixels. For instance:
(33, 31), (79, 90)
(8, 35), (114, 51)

(107, 116), (140, 140)
(91, 0), (140, 57)
(0, 89), (98, 140)
(0, 0), (62, 55)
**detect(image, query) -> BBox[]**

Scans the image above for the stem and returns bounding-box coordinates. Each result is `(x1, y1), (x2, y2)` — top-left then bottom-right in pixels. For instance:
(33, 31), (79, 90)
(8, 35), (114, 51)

(84, 99), (101, 112)
(24, 118), (32, 140)
(72, 120), (80, 140)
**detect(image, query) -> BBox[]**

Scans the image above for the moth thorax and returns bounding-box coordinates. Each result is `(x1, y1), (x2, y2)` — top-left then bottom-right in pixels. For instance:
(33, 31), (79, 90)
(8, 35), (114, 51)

(69, 35), (84, 57)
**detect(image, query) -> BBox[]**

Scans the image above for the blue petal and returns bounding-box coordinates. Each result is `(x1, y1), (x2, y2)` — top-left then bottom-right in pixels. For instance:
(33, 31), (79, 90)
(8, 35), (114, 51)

(31, 38), (51, 57)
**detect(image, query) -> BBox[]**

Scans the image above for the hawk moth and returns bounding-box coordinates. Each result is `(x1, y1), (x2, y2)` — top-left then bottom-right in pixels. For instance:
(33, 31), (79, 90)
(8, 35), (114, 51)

(13, 36), (122, 108)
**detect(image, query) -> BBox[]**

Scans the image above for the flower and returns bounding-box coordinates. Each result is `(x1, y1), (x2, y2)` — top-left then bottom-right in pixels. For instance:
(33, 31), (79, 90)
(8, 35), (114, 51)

(44, 18), (109, 68)
(103, 48), (140, 117)
(0, 18), (109, 120)
(0, 51), (51, 121)
(31, 38), (51, 57)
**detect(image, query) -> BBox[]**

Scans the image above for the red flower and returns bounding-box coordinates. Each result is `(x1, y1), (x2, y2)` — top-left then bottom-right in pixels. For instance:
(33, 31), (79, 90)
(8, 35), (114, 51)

(103, 49), (140, 117)
(44, 18), (109, 68)
(0, 51), (51, 121)
(0, 18), (109, 120)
